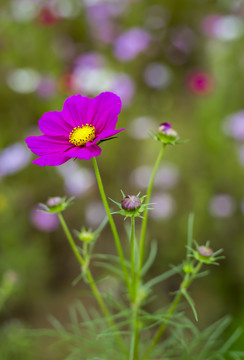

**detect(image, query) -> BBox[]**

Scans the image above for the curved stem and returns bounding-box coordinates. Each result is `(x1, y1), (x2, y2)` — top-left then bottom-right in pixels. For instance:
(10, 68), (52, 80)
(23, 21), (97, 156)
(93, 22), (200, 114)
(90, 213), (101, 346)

(58, 212), (84, 266)
(57, 212), (127, 353)
(92, 158), (130, 291)
(139, 144), (166, 271)
(142, 262), (202, 360)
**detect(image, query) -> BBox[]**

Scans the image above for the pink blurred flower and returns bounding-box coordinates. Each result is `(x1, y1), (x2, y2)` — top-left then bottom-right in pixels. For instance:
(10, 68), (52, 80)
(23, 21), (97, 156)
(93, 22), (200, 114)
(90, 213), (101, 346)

(37, 6), (59, 25)
(186, 70), (214, 95)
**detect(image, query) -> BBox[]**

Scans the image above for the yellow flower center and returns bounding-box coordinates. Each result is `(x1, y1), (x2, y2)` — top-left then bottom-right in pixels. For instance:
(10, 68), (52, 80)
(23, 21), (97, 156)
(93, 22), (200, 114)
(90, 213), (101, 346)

(69, 124), (95, 147)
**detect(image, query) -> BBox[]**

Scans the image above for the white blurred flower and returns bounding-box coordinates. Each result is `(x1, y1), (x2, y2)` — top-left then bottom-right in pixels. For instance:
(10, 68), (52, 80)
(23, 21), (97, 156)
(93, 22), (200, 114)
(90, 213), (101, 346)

(7, 68), (41, 94)
(130, 164), (179, 189)
(57, 162), (95, 196)
(150, 193), (176, 220)
(144, 63), (172, 89)
(85, 201), (106, 227)
(0, 143), (31, 177)
(11, 0), (39, 21)
(128, 116), (154, 139)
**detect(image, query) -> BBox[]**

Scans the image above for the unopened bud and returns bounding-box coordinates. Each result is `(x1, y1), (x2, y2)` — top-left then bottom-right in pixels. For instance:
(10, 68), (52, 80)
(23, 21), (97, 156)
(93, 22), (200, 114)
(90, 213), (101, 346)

(121, 195), (141, 211)
(77, 229), (95, 243)
(46, 197), (62, 207)
(158, 122), (172, 133)
(157, 122), (178, 144)
(198, 245), (213, 258)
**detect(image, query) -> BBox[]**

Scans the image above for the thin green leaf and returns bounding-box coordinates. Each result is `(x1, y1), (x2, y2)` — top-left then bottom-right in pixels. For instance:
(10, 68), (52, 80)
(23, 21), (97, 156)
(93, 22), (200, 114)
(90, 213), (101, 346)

(181, 289), (198, 321)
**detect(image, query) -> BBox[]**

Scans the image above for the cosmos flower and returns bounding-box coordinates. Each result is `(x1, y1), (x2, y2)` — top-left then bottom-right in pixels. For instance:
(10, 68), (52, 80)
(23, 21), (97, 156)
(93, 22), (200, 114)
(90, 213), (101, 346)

(26, 92), (124, 166)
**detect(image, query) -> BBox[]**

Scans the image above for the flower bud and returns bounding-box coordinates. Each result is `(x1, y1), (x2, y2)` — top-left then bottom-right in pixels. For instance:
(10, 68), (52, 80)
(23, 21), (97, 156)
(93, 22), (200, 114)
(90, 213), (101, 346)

(183, 262), (194, 274)
(158, 122), (172, 133)
(198, 245), (213, 258)
(78, 229), (95, 243)
(121, 195), (141, 211)
(40, 196), (74, 213)
(157, 122), (178, 144)
(46, 197), (62, 207)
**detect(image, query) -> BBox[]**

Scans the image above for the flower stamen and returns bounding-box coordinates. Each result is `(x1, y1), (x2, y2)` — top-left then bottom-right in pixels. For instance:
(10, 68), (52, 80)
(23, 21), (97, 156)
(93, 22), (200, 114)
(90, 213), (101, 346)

(69, 124), (95, 147)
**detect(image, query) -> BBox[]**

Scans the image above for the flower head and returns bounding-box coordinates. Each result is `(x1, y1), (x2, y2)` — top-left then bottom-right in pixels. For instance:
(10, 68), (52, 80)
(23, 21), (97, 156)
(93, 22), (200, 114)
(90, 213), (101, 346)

(110, 191), (150, 219)
(190, 242), (224, 265)
(121, 195), (141, 211)
(26, 92), (124, 166)
(40, 196), (74, 213)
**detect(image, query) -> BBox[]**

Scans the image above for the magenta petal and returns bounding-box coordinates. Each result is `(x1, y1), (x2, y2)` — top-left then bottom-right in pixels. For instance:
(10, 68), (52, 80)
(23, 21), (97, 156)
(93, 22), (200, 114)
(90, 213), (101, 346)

(62, 94), (91, 128)
(39, 111), (72, 137)
(32, 152), (72, 166)
(87, 128), (125, 146)
(88, 92), (122, 132)
(26, 135), (72, 156)
(68, 144), (102, 160)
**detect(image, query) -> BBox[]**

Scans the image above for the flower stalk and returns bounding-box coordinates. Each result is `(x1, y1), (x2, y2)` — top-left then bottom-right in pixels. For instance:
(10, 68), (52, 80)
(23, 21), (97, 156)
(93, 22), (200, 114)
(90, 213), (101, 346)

(57, 212), (127, 353)
(92, 158), (131, 292)
(139, 143), (166, 271)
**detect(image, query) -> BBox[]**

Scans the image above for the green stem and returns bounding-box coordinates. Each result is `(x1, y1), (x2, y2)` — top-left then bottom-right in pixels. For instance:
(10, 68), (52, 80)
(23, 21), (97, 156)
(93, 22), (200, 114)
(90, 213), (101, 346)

(58, 212), (84, 266)
(92, 158), (130, 291)
(129, 216), (140, 359)
(139, 144), (166, 271)
(131, 216), (136, 301)
(130, 304), (139, 360)
(57, 212), (127, 353)
(142, 262), (202, 360)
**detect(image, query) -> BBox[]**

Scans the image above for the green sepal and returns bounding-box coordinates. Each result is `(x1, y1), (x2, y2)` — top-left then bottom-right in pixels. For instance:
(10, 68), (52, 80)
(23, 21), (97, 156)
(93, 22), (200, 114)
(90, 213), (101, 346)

(39, 196), (74, 214)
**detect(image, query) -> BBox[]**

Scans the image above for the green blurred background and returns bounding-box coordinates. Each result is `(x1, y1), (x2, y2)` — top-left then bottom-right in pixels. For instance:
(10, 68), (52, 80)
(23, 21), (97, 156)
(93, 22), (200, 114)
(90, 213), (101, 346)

(0, 0), (244, 358)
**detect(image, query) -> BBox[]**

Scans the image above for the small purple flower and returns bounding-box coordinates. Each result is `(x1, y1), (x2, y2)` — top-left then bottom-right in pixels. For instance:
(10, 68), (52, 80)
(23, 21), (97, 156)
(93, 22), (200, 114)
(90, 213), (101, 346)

(30, 206), (59, 232)
(114, 28), (151, 61)
(26, 92), (124, 166)
(209, 194), (235, 218)
(111, 74), (135, 107)
(121, 195), (141, 211)
(36, 77), (57, 99)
